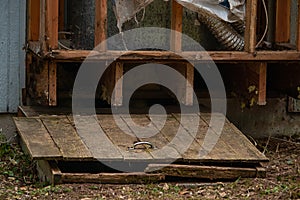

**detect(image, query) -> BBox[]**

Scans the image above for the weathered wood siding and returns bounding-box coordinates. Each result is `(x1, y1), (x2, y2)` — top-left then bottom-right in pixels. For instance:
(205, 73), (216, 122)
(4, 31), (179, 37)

(0, 0), (26, 113)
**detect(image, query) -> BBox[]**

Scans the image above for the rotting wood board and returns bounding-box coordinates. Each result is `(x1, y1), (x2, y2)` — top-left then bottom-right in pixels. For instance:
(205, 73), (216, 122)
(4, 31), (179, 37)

(14, 113), (268, 163)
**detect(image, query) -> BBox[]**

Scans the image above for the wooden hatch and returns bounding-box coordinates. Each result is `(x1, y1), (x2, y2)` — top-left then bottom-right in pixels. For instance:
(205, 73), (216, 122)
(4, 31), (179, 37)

(14, 106), (268, 184)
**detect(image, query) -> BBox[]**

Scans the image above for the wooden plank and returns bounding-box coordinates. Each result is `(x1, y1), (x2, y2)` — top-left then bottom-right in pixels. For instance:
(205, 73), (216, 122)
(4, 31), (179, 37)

(100, 62), (123, 106)
(184, 63), (194, 105)
(112, 62), (123, 106)
(68, 115), (123, 161)
(40, 116), (92, 160)
(37, 160), (62, 184)
(145, 164), (266, 179)
(245, 62), (267, 106)
(58, 0), (64, 31)
(96, 115), (153, 161)
(61, 172), (165, 184)
(276, 0), (291, 43)
(245, 0), (258, 53)
(47, 49), (300, 62)
(95, 0), (107, 50)
(45, 0), (59, 50)
(39, 0), (45, 45)
(200, 113), (268, 162)
(227, 122), (268, 162)
(170, 0), (183, 52)
(172, 113), (237, 161)
(121, 114), (181, 161)
(13, 117), (62, 159)
(25, 54), (32, 107)
(297, 0), (300, 51)
(36, 61), (49, 106)
(150, 114), (200, 161)
(257, 62), (267, 105)
(27, 0), (40, 41)
(172, 62), (194, 106)
(48, 61), (57, 106)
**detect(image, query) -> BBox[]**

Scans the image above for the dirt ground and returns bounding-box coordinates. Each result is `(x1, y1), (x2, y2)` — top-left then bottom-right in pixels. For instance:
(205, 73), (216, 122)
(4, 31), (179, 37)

(0, 134), (299, 200)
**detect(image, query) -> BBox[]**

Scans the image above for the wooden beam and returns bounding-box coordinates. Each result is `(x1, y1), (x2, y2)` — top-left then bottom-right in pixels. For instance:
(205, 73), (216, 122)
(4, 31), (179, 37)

(58, 0), (65, 31)
(145, 164), (266, 179)
(246, 62), (267, 106)
(297, 0), (300, 51)
(37, 160), (62, 185)
(276, 0), (291, 43)
(95, 0), (107, 50)
(170, 0), (183, 52)
(257, 62), (267, 105)
(184, 62), (194, 105)
(45, 49), (300, 62)
(61, 173), (165, 184)
(27, 0), (40, 41)
(48, 61), (57, 106)
(45, 0), (59, 50)
(25, 54), (33, 106)
(44, 0), (59, 106)
(112, 62), (123, 106)
(171, 62), (194, 105)
(101, 62), (123, 106)
(37, 61), (50, 105)
(245, 0), (258, 53)
(39, 0), (46, 51)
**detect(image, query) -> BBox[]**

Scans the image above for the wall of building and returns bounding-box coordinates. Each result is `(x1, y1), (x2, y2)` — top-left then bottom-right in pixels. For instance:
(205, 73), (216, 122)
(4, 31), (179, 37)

(0, 0), (26, 113)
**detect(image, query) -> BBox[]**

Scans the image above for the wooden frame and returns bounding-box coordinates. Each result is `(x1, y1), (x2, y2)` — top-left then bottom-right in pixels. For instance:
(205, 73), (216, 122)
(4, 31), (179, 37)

(245, 0), (258, 53)
(276, 0), (291, 43)
(26, 0), (300, 107)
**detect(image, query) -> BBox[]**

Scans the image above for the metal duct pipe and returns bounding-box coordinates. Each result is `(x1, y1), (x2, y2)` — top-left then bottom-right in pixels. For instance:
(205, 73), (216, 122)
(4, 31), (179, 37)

(197, 9), (245, 51)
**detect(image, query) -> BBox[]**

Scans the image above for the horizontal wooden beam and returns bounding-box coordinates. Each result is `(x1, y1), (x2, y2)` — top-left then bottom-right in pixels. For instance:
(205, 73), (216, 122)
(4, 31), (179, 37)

(61, 173), (165, 184)
(42, 50), (300, 62)
(145, 164), (266, 180)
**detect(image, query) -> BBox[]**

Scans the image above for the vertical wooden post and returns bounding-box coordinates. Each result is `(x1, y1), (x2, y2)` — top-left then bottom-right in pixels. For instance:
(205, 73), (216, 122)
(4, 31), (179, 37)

(246, 62), (267, 106)
(49, 62), (57, 106)
(27, 0), (40, 41)
(184, 62), (194, 106)
(58, 0), (65, 31)
(95, 0), (107, 50)
(245, 0), (258, 53)
(275, 0), (291, 43)
(170, 0), (183, 52)
(112, 62), (123, 106)
(45, 0), (59, 106)
(45, 0), (59, 50)
(297, 0), (300, 50)
(171, 1), (193, 105)
(39, 0), (46, 47)
(257, 63), (267, 105)
(172, 62), (194, 106)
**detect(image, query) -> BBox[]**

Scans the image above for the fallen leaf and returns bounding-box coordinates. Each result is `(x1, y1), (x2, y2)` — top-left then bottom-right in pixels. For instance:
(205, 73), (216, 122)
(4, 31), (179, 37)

(163, 183), (169, 191)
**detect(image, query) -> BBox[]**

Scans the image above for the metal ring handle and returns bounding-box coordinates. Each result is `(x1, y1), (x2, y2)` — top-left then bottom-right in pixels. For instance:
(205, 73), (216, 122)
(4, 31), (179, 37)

(128, 142), (155, 150)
